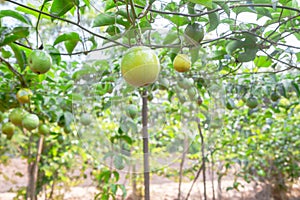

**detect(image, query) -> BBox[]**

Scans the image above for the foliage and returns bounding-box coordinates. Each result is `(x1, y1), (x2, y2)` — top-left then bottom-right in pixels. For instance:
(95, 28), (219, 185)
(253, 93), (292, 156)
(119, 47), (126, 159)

(0, 0), (299, 199)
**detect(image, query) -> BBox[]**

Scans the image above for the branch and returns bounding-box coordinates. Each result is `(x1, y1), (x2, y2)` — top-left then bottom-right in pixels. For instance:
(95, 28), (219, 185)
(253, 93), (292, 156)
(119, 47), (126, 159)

(119, 1), (300, 17)
(0, 56), (27, 87)
(261, 49), (300, 70)
(6, 0), (129, 48)
(233, 30), (300, 50)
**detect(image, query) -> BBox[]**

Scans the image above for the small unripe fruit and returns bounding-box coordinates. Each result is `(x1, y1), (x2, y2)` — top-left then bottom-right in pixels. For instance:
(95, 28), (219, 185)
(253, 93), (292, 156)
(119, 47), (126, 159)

(246, 96), (259, 109)
(22, 114), (39, 131)
(173, 54), (191, 72)
(80, 113), (92, 126)
(2, 122), (15, 139)
(28, 50), (52, 74)
(121, 46), (160, 87)
(270, 91), (280, 102)
(9, 108), (27, 126)
(126, 104), (138, 119)
(184, 23), (205, 44)
(38, 124), (50, 135)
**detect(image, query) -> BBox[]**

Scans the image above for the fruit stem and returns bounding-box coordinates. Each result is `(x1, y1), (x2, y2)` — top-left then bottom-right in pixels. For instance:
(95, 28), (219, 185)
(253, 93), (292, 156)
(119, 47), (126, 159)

(142, 90), (150, 200)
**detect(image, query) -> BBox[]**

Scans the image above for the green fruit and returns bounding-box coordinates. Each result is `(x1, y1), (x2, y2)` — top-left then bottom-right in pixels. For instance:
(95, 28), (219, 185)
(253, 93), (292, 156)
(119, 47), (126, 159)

(184, 23), (204, 44)
(64, 126), (72, 134)
(126, 104), (138, 119)
(121, 46), (160, 87)
(22, 114), (39, 131)
(2, 122), (15, 139)
(80, 113), (92, 126)
(177, 93), (186, 104)
(158, 77), (169, 90)
(28, 50), (52, 74)
(188, 87), (197, 100)
(178, 78), (193, 89)
(173, 54), (191, 73)
(147, 93), (154, 101)
(9, 108), (27, 126)
(270, 91), (280, 102)
(16, 88), (32, 104)
(38, 124), (50, 135)
(246, 96), (259, 109)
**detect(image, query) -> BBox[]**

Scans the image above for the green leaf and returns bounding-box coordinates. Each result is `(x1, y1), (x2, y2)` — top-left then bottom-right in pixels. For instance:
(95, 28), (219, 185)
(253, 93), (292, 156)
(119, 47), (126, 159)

(291, 81), (300, 98)
(53, 32), (80, 55)
(114, 155), (125, 170)
(188, 0), (212, 8)
(0, 10), (32, 25)
(226, 40), (244, 55)
(237, 47), (258, 62)
(207, 10), (220, 32)
(0, 27), (29, 47)
(163, 31), (179, 45)
(215, 2), (230, 17)
(50, 0), (75, 17)
(9, 43), (26, 72)
(296, 52), (300, 62)
(163, 15), (189, 26)
(16, 4), (51, 19)
(254, 56), (272, 68)
(93, 12), (116, 27)
(189, 47), (200, 64)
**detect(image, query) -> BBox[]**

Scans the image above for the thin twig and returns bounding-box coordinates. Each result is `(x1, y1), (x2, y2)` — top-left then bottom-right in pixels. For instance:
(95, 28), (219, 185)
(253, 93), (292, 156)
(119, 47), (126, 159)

(0, 56), (27, 87)
(178, 136), (188, 200)
(185, 163), (204, 200)
(6, 0), (129, 48)
(142, 90), (150, 200)
(35, 0), (46, 49)
(197, 118), (207, 200)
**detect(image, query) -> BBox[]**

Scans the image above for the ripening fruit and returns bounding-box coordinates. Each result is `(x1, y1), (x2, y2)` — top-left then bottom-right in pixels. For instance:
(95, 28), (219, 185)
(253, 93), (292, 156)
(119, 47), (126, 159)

(38, 124), (50, 135)
(22, 114), (39, 131)
(28, 50), (52, 74)
(126, 104), (138, 119)
(173, 54), (191, 72)
(184, 23), (205, 44)
(80, 113), (92, 126)
(121, 46), (161, 87)
(9, 108), (27, 126)
(2, 122), (15, 139)
(16, 88), (32, 104)
(246, 96), (259, 109)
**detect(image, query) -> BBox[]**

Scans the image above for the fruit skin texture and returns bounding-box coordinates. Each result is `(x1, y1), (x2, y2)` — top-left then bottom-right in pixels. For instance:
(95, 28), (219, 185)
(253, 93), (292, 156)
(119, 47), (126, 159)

(173, 54), (191, 72)
(80, 113), (92, 126)
(16, 88), (32, 104)
(9, 108), (27, 126)
(246, 96), (259, 109)
(2, 122), (15, 139)
(28, 50), (52, 74)
(184, 23), (204, 44)
(38, 124), (50, 135)
(126, 104), (138, 119)
(270, 91), (280, 102)
(121, 46), (160, 87)
(22, 114), (39, 131)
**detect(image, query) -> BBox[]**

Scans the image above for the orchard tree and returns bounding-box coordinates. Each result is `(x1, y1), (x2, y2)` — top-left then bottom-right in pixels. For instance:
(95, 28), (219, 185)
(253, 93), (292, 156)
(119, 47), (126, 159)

(0, 0), (299, 200)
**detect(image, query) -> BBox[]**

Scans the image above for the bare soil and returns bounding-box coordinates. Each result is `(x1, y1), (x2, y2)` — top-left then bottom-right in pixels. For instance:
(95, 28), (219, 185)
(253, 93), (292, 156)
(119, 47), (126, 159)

(0, 158), (299, 200)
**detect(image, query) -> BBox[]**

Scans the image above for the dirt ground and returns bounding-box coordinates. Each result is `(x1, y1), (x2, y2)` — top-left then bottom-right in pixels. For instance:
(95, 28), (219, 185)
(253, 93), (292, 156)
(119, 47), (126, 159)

(0, 158), (300, 200)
